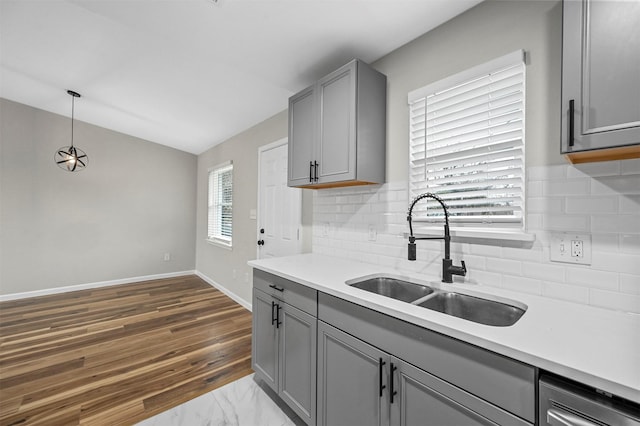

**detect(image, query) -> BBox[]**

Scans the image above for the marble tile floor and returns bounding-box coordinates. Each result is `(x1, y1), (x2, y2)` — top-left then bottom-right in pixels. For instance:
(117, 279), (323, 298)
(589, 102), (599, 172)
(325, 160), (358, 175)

(135, 373), (305, 426)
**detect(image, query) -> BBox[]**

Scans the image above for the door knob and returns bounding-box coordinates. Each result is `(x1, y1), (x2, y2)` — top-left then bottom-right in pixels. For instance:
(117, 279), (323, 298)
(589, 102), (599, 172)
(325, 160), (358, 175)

(257, 240), (265, 246)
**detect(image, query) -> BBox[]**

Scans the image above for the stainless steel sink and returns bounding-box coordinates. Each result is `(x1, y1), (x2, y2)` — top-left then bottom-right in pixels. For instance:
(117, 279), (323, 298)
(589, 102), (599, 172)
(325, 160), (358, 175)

(349, 277), (434, 303)
(417, 292), (525, 327)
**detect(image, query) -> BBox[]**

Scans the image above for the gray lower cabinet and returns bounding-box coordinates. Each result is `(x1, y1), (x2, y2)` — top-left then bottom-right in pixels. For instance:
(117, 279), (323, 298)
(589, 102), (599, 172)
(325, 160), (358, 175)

(252, 270), (318, 425)
(391, 358), (502, 426)
(317, 321), (388, 426)
(317, 321), (527, 426)
(318, 293), (534, 426)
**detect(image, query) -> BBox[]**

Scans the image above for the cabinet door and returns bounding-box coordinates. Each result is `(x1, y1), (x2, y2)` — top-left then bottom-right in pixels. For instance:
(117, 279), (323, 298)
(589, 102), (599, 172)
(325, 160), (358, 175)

(562, 0), (640, 153)
(288, 86), (316, 186)
(252, 289), (278, 390)
(390, 358), (530, 426)
(279, 303), (317, 425)
(317, 61), (357, 183)
(317, 321), (389, 426)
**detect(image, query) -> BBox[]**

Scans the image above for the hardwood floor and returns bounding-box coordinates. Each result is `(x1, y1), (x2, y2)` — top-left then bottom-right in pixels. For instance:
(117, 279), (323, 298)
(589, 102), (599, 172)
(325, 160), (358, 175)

(0, 275), (253, 426)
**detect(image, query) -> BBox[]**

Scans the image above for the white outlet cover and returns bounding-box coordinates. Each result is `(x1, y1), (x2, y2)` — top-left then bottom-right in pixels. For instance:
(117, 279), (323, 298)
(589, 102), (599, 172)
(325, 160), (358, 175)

(550, 232), (592, 265)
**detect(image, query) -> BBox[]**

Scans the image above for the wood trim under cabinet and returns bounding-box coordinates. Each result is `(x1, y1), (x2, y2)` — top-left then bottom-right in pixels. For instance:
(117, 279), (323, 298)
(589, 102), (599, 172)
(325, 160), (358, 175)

(565, 145), (640, 164)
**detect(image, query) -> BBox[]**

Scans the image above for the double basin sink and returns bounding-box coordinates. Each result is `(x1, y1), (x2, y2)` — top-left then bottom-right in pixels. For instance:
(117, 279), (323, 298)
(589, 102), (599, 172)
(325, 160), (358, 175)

(347, 276), (526, 327)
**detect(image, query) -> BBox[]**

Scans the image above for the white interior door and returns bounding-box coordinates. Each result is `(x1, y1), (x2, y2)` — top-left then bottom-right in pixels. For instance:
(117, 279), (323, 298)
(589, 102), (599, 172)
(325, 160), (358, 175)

(258, 139), (302, 259)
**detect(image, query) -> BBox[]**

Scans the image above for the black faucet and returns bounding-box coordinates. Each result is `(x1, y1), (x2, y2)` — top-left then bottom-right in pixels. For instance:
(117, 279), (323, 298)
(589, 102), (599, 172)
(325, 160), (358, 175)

(407, 193), (467, 283)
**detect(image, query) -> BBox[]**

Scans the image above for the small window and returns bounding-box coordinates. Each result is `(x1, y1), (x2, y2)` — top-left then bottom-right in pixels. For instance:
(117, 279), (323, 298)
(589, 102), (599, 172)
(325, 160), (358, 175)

(208, 162), (233, 247)
(408, 50), (525, 229)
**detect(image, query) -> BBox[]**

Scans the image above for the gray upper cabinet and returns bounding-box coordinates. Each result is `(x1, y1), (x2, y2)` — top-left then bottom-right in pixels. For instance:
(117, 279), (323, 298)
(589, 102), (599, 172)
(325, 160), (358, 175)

(288, 59), (387, 188)
(561, 0), (640, 163)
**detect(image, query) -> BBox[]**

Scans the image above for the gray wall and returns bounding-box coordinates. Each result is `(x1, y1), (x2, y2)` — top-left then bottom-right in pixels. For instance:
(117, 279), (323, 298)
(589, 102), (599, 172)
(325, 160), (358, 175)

(0, 98), (197, 295)
(195, 0), (565, 306)
(1, 0), (567, 303)
(374, 0), (563, 184)
(195, 111), (313, 304)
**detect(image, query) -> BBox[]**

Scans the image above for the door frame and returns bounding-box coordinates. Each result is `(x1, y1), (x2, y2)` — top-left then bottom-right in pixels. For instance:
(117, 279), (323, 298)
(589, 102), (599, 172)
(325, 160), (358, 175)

(257, 138), (303, 259)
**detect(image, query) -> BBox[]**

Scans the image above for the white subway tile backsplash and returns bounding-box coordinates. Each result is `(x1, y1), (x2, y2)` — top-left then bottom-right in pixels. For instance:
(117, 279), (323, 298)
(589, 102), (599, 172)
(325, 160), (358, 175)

(543, 179), (589, 196)
(528, 164), (566, 181)
(469, 244), (502, 258)
(467, 270), (503, 287)
(617, 215), (640, 233)
(620, 234), (640, 253)
(620, 158), (640, 175)
(542, 281), (590, 305)
(567, 161), (620, 179)
(525, 213), (543, 230)
(591, 251), (640, 275)
(565, 196), (618, 214)
(590, 233), (619, 252)
(486, 257), (522, 275)
(502, 275), (542, 295)
(590, 214), (640, 235)
(543, 214), (589, 232)
(312, 161), (639, 313)
(619, 274), (640, 295)
(501, 246), (543, 263)
(589, 289), (640, 313)
(528, 197), (563, 213)
(591, 175), (640, 195)
(527, 180), (543, 197)
(619, 195), (640, 214)
(522, 261), (565, 282)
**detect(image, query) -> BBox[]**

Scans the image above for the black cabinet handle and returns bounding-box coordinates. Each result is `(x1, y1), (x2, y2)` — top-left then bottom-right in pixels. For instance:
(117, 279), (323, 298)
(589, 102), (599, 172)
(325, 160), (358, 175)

(268, 284), (284, 292)
(390, 362), (397, 404)
(569, 99), (575, 147)
(379, 358), (386, 397)
(309, 161), (314, 183)
(276, 304), (282, 329)
(271, 301), (277, 325)
(314, 161), (319, 182)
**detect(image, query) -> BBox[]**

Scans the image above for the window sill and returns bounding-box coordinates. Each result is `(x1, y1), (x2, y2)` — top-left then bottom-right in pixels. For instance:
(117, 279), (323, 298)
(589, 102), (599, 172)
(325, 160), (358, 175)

(207, 238), (233, 250)
(407, 227), (536, 242)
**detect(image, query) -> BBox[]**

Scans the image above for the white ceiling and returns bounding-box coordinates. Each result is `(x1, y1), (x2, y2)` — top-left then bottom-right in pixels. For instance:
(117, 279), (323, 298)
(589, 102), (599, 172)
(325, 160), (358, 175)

(0, 0), (482, 155)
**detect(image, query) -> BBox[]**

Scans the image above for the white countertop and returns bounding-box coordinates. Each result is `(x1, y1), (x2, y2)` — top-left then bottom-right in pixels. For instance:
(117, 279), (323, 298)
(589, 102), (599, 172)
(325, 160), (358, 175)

(249, 253), (640, 404)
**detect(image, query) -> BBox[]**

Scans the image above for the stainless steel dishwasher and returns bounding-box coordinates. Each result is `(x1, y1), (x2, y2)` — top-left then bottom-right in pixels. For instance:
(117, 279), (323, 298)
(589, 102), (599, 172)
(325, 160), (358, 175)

(539, 374), (640, 426)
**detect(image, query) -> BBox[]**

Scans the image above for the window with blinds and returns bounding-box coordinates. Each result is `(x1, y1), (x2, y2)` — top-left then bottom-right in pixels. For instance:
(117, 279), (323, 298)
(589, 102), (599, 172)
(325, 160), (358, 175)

(208, 162), (233, 246)
(408, 50), (525, 228)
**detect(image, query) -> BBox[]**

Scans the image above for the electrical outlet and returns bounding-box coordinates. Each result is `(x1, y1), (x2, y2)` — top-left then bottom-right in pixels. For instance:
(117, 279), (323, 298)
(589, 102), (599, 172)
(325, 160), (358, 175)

(550, 233), (591, 265)
(571, 239), (583, 258)
(322, 222), (330, 237)
(163, 253), (171, 261)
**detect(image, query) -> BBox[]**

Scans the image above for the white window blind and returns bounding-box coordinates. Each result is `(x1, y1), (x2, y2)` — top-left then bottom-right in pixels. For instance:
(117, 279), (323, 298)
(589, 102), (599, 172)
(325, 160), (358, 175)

(408, 50), (525, 227)
(208, 162), (233, 246)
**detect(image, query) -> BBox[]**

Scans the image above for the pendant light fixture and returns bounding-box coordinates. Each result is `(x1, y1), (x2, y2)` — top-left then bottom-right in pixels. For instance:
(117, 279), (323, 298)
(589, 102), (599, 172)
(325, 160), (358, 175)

(54, 90), (88, 172)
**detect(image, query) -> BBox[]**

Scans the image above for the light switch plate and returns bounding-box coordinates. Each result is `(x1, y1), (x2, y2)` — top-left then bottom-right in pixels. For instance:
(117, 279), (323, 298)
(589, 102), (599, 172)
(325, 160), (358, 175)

(550, 232), (591, 265)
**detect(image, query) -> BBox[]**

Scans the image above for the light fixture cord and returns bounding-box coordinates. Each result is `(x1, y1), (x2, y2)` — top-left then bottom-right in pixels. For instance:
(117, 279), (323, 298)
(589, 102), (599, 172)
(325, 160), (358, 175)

(70, 95), (75, 148)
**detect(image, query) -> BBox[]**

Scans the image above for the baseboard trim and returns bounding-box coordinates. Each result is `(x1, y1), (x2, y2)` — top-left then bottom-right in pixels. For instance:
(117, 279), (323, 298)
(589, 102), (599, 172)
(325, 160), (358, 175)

(195, 271), (252, 312)
(0, 270), (196, 302)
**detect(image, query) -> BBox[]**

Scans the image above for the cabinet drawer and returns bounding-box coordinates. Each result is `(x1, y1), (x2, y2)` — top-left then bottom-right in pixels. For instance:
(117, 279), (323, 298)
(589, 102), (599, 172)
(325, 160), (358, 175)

(253, 269), (317, 316)
(318, 292), (536, 423)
